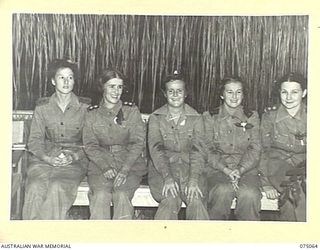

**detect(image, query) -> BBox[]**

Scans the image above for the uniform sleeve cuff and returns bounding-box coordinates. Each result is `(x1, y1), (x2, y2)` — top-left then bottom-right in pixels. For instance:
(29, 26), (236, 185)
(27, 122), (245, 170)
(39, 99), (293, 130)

(189, 172), (200, 183)
(238, 165), (247, 175)
(120, 165), (131, 175)
(71, 152), (80, 161)
(162, 170), (173, 181)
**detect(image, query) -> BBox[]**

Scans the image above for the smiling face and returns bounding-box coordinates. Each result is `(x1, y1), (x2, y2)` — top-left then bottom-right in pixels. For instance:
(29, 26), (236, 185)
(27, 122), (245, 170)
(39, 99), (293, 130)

(51, 67), (75, 95)
(103, 78), (123, 108)
(165, 80), (186, 109)
(221, 81), (244, 109)
(280, 81), (307, 110)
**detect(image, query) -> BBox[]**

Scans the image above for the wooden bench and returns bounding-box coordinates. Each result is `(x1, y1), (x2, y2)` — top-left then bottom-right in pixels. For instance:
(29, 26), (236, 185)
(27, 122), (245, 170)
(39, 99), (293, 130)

(74, 180), (278, 210)
(12, 110), (278, 220)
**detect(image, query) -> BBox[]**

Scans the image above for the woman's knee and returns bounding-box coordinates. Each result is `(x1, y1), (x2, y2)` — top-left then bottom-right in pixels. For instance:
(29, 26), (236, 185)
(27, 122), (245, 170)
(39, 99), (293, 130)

(187, 197), (205, 208)
(47, 179), (65, 193)
(159, 196), (182, 208)
(210, 183), (233, 197)
(112, 190), (129, 200)
(91, 189), (112, 201)
(238, 186), (261, 201)
(25, 178), (47, 194)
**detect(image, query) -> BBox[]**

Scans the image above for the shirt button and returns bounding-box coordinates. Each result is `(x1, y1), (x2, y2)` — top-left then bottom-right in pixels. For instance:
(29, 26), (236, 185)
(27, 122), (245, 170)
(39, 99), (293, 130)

(61, 134), (64, 137)
(230, 144), (233, 146)
(60, 122), (64, 125)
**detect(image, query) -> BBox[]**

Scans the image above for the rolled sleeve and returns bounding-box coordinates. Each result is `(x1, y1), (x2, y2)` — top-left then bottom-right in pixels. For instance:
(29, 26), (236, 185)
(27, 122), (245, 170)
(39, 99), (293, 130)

(202, 112), (226, 173)
(27, 106), (47, 160)
(189, 116), (206, 183)
(238, 112), (262, 174)
(121, 106), (146, 173)
(258, 112), (274, 186)
(69, 148), (86, 161)
(148, 114), (172, 180)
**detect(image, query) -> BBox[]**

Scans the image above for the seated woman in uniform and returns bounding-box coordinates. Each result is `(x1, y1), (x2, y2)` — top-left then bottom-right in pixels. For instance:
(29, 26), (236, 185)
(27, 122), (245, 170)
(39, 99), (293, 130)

(259, 72), (307, 221)
(83, 69), (147, 220)
(23, 59), (90, 220)
(148, 71), (209, 220)
(203, 77), (262, 221)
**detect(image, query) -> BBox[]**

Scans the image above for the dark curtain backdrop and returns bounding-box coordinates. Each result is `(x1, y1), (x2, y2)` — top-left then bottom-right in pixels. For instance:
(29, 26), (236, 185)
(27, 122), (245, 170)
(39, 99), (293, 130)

(12, 14), (308, 114)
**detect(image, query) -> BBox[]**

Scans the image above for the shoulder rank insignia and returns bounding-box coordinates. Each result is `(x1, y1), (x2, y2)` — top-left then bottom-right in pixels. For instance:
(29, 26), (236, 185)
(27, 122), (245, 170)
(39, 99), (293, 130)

(87, 104), (99, 111)
(123, 101), (134, 106)
(36, 97), (50, 106)
(264, 105), (278, 113)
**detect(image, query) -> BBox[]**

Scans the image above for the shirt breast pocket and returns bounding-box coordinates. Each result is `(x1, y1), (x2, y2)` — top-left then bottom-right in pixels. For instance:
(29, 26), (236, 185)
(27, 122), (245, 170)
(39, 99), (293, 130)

(92, 123), (108, 135)
(159, 127), (175, 147)
(45, 125), (56, 140)
(66, 125), (82, 138)
(214, 129), (227, 144)
(237, 132), (251, 150)
(273, 132), (290, 145)
(178, 128), (193, 148)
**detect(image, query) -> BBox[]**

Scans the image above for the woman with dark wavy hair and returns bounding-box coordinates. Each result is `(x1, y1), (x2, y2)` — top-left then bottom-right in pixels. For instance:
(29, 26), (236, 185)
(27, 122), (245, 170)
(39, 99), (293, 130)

(203, 76), (262, 220)
(259, 72), (307, 221)
(23, 59), (90, 220)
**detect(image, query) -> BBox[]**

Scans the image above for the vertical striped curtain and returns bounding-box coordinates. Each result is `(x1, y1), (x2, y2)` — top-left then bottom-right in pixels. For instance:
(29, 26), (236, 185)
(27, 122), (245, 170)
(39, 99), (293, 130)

(12, 14), (308, 114)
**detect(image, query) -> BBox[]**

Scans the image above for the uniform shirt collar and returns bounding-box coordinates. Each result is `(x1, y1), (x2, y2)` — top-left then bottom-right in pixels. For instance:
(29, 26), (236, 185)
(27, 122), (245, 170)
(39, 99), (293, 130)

(99, 99), (122, 116)
(153, 104), (198, 120)
(276, 102), (306, 122)
(49, 92), (80, 108)
(220, 104), (246, 121)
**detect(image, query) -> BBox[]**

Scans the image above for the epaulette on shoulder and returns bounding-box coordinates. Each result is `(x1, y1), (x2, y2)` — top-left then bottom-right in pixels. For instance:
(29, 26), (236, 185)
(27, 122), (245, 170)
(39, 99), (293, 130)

(264, 105), (278, 113)
(87, 104), (99, 111)
(123, 101), (135, 107)
(209, 107), (220, 116)
(78, 96), (91, 105)
(36, 97), (50, 106)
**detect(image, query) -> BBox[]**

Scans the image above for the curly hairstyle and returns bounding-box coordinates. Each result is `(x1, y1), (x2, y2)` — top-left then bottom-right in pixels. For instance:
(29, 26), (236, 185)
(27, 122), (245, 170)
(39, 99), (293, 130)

(161, 71), (188, 94)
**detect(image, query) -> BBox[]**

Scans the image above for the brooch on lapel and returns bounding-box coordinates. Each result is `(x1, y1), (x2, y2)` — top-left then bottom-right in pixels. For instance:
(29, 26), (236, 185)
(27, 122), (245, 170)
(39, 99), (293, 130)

(234, 121), (254, 132)
(114, 109), (124, 125)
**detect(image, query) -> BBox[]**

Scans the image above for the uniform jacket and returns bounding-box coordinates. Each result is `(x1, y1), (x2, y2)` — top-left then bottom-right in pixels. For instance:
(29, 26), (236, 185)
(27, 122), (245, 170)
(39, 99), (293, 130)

(27, 92), (90, 163)
(83, 100), (146, 175)
(148, 104), (206, 183)
(259, 103), (307, 180)
(203, 105), (262, 175)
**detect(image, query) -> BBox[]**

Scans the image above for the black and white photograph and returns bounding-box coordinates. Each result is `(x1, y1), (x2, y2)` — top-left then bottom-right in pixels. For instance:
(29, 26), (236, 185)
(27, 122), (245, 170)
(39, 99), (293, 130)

(2, 0), (320, 245)
(11, 13), (308, 221)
